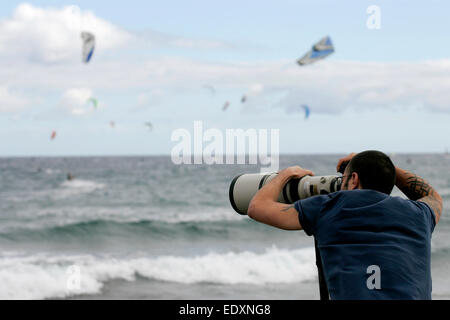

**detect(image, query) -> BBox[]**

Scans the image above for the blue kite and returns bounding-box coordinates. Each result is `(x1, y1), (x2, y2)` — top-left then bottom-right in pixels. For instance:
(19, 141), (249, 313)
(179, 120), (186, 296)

(297, 36), (334, 66)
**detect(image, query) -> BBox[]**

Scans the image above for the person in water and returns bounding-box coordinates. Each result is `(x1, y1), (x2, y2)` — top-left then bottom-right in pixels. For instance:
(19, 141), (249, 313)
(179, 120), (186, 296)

(247, 150), (442, 299)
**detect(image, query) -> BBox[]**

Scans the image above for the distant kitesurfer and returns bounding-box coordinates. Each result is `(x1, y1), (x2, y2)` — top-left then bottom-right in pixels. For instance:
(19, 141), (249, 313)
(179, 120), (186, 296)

(247, 150), (442, 300)
(67, 173), (74, 181)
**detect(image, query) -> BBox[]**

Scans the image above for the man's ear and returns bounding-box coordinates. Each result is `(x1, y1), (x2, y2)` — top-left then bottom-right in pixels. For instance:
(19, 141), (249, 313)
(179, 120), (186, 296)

(349, 172), (361, 190)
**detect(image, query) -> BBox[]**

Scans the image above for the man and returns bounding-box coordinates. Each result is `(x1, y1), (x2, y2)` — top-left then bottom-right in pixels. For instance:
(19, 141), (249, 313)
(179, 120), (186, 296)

(247, 150), (442, 299)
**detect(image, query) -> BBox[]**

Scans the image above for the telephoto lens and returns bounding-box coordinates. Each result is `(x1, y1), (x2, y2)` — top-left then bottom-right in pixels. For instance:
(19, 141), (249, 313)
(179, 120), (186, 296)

(229, 172), (342, 215)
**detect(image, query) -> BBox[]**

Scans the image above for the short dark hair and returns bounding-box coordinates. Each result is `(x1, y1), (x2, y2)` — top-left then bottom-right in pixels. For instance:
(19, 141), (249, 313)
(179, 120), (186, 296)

(346, 150), (396, 195)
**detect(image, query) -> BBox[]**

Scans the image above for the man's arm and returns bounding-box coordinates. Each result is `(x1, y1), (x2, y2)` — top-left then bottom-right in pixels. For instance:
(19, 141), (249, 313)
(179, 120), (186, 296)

(247, 166), (314, 230)
(395, 167), (443, 224)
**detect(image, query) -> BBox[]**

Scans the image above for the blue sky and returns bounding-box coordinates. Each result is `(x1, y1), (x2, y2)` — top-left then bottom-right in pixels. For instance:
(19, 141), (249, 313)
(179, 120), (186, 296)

(0, 1), (449, 156)
(2, 0), (443, 62)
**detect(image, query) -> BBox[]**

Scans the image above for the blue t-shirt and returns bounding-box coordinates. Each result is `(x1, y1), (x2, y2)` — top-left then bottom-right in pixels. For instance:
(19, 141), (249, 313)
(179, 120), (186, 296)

(294, 189), (436, 300)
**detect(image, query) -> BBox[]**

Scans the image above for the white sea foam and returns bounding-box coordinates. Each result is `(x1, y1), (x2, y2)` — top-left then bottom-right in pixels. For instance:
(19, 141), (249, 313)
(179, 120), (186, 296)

(161, 207), (246, 223)
(44, 169), (61, 175)
(3, 205), (245, 231)
(60, 179), (105, 191)
(0, 247), (316, 299)
(53, 179), (105, 199)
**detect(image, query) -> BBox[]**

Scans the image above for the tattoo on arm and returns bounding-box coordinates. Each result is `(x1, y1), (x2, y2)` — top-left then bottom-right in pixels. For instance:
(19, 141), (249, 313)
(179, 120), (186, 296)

(281, 204), (295, 212)
(401, 172), (433, 200)
(401, 171), (443, 223)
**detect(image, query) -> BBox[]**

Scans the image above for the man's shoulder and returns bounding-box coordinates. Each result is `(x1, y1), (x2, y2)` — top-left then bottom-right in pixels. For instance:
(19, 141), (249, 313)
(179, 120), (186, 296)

(340, 190), (434, 221)
(295, 189), (422, 214)
(322, 189), (393, 212)
(323, 189), (387, 204)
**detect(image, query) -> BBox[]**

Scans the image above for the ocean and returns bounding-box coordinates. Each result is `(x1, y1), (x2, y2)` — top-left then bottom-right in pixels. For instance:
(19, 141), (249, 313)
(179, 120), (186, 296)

(0, 154), (449, 300)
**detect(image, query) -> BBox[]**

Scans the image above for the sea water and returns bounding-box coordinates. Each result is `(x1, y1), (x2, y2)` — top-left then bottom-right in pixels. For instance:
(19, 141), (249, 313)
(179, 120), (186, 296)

(0, 154), (449, 299)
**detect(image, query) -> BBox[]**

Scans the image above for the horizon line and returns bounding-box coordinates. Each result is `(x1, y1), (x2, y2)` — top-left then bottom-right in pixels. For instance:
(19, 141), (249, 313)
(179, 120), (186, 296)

(1, 151), (448, 159)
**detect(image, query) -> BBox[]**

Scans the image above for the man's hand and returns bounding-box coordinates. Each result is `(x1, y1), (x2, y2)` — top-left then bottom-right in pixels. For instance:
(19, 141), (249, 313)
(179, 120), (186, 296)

(247, 165), (314, 230)
(279, 166), (314, 180)
(336, 153), (357, 173)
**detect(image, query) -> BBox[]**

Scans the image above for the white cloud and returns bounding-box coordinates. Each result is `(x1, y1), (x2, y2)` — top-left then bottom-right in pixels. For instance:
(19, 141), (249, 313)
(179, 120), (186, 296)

(0, 3), (133, 64)
(271, 59), (450, 114)
(0, 86), (30, 112)
(6, 57), (450, 116)
(1, 4), (450, 117)
(60, 87), (94, 115)
(245, 82), (264, 97)
(136, 90), (166, 109)
(0, 3), (231, 66)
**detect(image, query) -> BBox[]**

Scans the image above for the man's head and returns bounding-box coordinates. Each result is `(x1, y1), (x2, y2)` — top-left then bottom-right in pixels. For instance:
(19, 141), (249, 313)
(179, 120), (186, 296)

(341, 150), (396, 195)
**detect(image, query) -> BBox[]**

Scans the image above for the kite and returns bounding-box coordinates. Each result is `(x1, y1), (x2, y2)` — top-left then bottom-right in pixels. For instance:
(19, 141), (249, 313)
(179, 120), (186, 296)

(285, 104), (311, 119)
(222, 101), (230, 111)
(302, 105), (310, 119)
(87, 97), (98, 109)
(145, 122), (153, 131)
(241, 95), (247, 103)
(297, 36), (334, 66)
(81, 31), (95, 63)
(50, 130), (56, 140)
(203, 85), (216, 95)
(110, 121), (115, 128)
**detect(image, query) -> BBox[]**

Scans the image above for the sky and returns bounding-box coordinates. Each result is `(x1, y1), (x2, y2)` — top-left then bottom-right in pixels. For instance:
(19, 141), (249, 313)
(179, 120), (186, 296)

(0, 0), (449, 156)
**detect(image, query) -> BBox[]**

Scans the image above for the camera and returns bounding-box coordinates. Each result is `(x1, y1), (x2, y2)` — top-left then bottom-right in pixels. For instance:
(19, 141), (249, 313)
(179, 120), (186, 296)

(229, 172), (342, 215)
